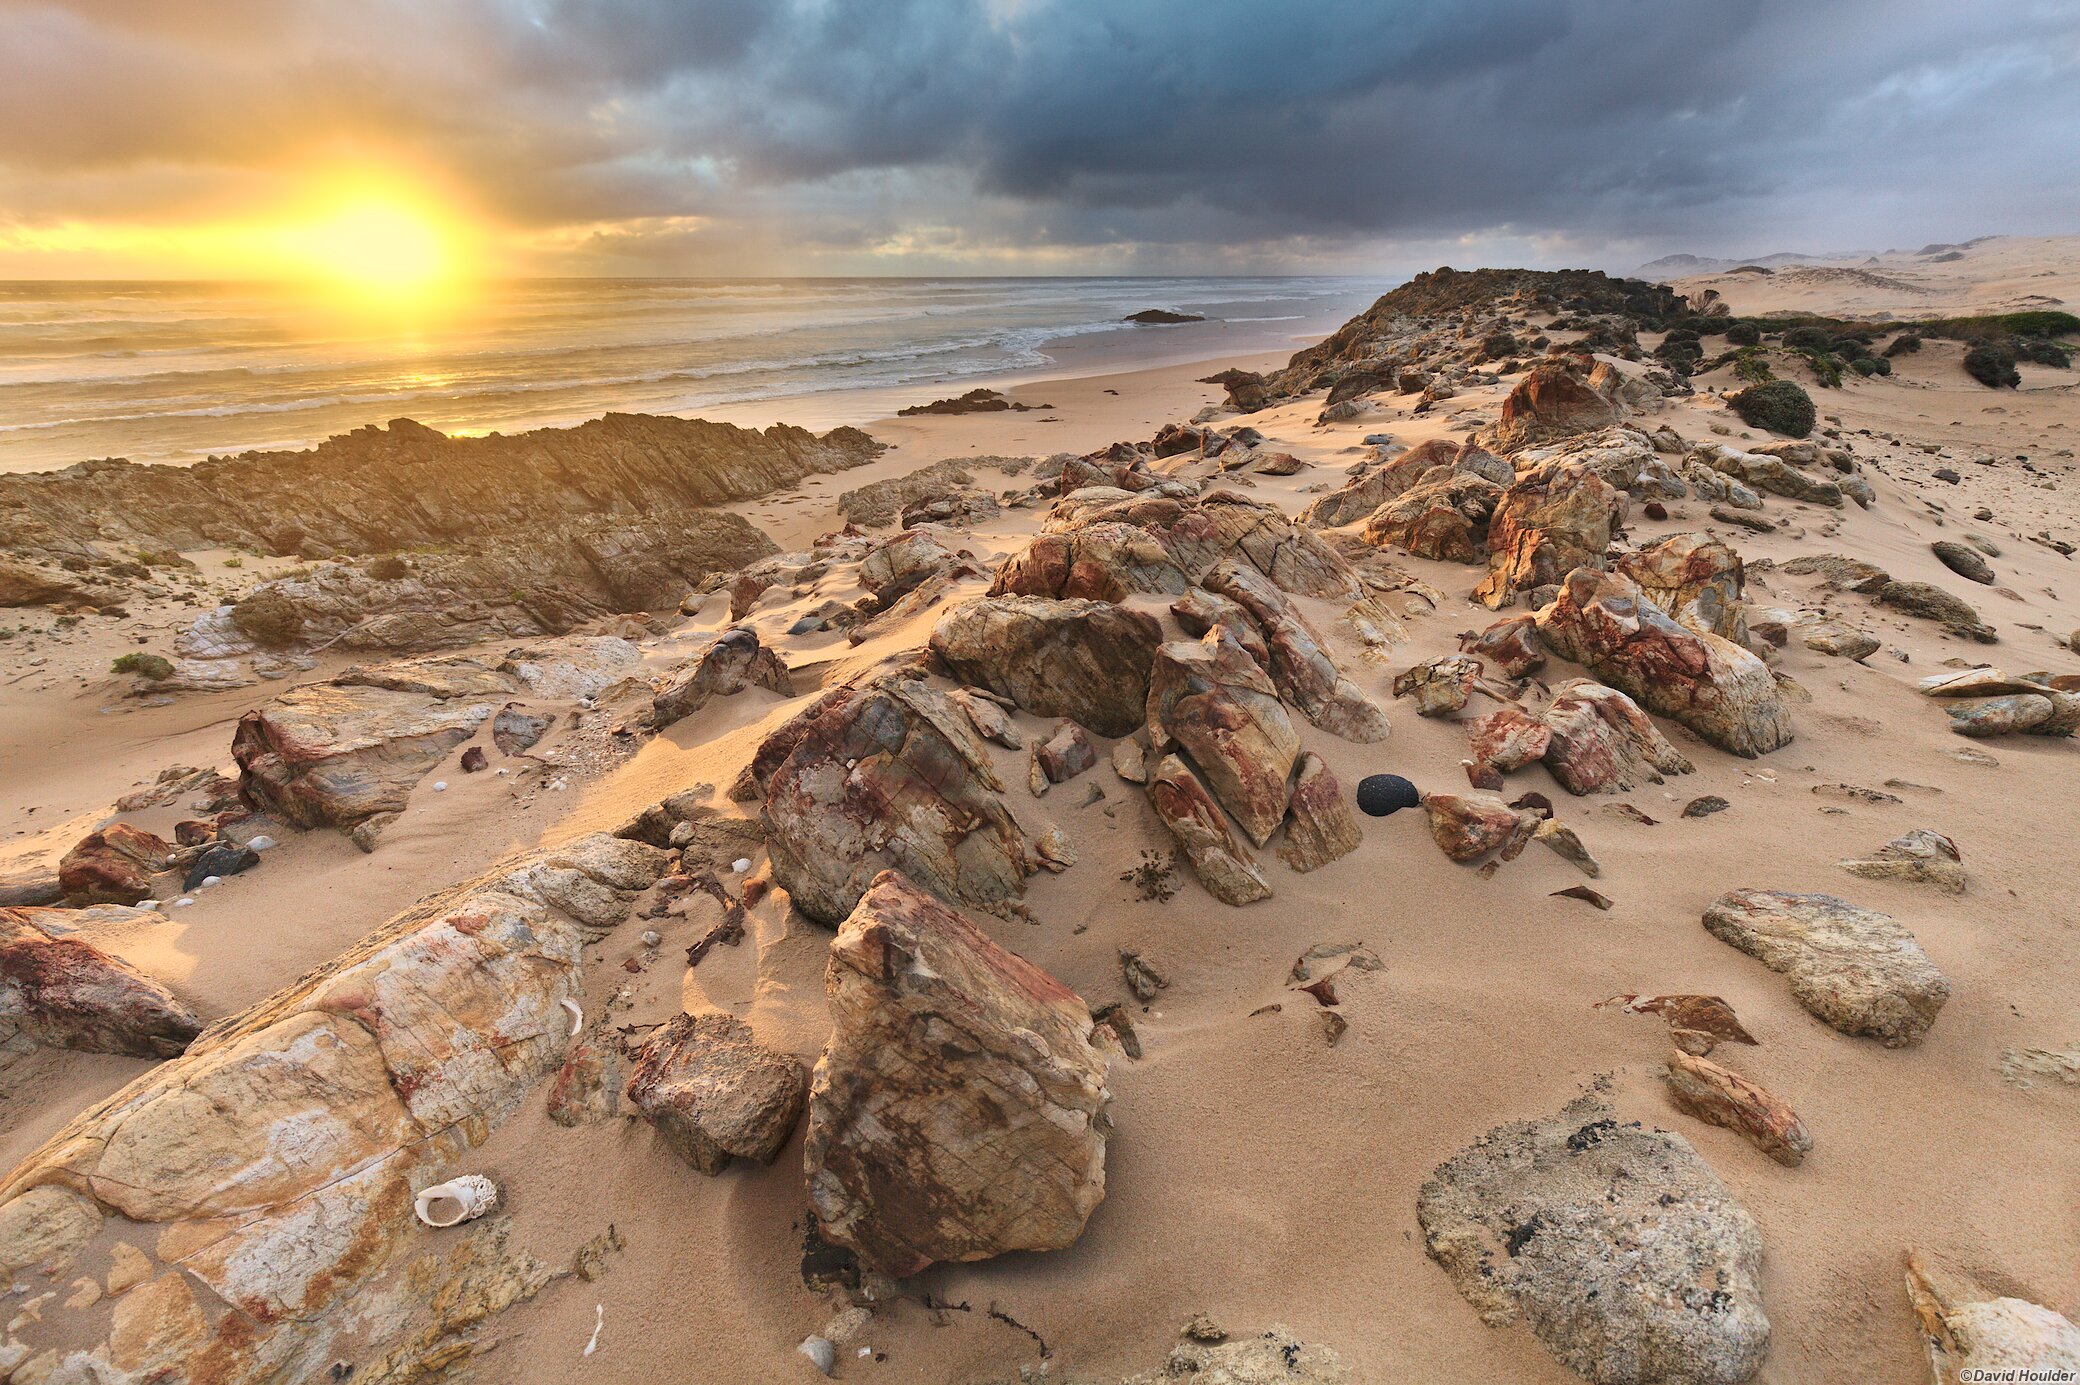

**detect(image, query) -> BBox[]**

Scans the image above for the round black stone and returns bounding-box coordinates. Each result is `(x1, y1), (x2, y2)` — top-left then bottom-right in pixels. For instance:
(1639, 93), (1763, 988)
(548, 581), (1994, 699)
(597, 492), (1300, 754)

(1355, 773), (1419, 817)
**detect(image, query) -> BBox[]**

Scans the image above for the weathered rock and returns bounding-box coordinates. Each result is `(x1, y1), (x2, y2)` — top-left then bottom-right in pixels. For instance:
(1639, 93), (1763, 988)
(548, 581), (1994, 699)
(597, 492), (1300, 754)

(1044, 489), (1364, 599)
(1301, 438), (1498, 529)
(1689, 444), (1842, 507)
(1422, 792), (1534, 862)
(804, 872), (1110, 1276)
(1800, 619), (1881, 661)
(1461, 613), (1547, 678)
(1148, 755), (1273, 905)
(1536, 818), (1602, 876)
(929, 596), (1163, 738)
(1475, 460), (1623, 608)
(1034, 721), (1098, 786)
(1663, 1051), (1813, 1167)
(1145, 630), (1299, 846)
(1393, 654), (1484, 717)
(1540, 679), (1694, 795)
(651, 627), (792, 728)
(947, 687), (1023, 749)
(1201, 560), (1390, 742)
(1838, 829), (1966, 894)
(1904, 1251), (2080, 1384)
(1468, 704), (1553, 773)
(1170, 586), (1271, 665)
(1703, 889), (1950, 1047)
(0, 834), (667, 1381)
(1616, 534), (1748, 643)
(1419, 1095), (1770, 1385)
(625, 1012), (807, 1174)
(491, 703), (553, 756)
(0, 908), (202, 1057)
(1880, 581), (1997, 643)
(1121, 1323), (1354, 1384)
(1362, 471), (1503, 563)
(1512, 428), (1661, 494)
(858, 525), (962, 597)
(989, 522), (1189, 602)
(1536, 569), (1793, 758)
(58, 823), (170, 905)
(1929, 541), (1995, 586)
(1277, 753), (1362, 872)
(1916, 668), (2059, 699)
(1942, 693), (2080, 738)
(1480, 363), (1623, 453)
(837, 458), (979, 527)
(1782, 553), (1889, 593)
(761, 671), (1035, 926)
(1111, 735), (1149, 784)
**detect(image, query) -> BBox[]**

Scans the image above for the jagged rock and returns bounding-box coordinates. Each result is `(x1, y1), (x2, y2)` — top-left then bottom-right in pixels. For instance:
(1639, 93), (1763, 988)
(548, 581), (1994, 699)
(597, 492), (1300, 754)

(1688, 444), (1842, 507)
(1703, 889), (1950, 1046)
(1475, 460), (1623, 608)
(1419, 1095), (1770, 1385)
(1540, 679), (1695, 795)
(835, 457), (990, 526)
(1590, 361), (1663, 412)
(989, 522), (1189, 602)
(1917, 668), (2057, 699)
(1683, 462), (1765, 511)
(1480, 363), (1623, 453)
(1663, 1051), (1813, 1167)
(1145, 630), (1298, 846)
(0, 907), (202, 1057)
(0, 834), (666, 1381)
(948, 687), (1023, 749)
(1148, 755), (1273, 905)
(1393, 654), (1484, 717)
(492, 704), (553, 755)
(1121, 1323), (1354, 1384)
(1112, 736), (1150, 784)
(1201, 560), (1390, 742)
(1461, 613), (1547, 678)
(1301, 438), (1501, 529)
(859, 526), (963, 597)
(1616, 534), (1748, 643)
(804, 872), (1109, 1276)
(1839, 830), (1966, 893)
(1277, 753), (1361, 872)
(1905, 1251), (2080, 1384)
(930, 596), (1162, 738)
(1362, 471), (1503, 563)
(651, 627), (792, 728)
(58, 823), (170, 905)
(1512, 428), (1661, 494)
(1170, 587), (1271, 665)
(625, 1012), (807, 1174)
(761, 671), (1034, 926)
(1468, 705), (1553, 773)
(1536, 819), (1602, 876)
(1422, 792), (1534, 862)
(1032, 722), (1097, 787)
(1880, 581), (1997, 643)
(1930, 541), (1995, 586)
(1536, 568), (1793, 758)
(1045, 489), (1364, 600)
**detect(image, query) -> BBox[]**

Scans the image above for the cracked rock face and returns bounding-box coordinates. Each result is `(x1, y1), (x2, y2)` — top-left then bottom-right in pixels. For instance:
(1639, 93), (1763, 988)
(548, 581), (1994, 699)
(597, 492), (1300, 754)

(1043, 489), (1364, 600)
(929, 594), (1163, 738)
(1703, 889), (1950, 1047)
(804, 871), (1110, 1277)
(1200, 560), (1390, 743)
(1540, 679), (1695, 795)
(1616, 534), (1749, 644)
(651, 626), (792, 728)
(625, 1012), (807, 1174)
(57, 822), (169, 905)
(1145, 629), (1299, 847)
(1905, 1252), (2080, 1384)
(1418, 1096), (1771, 1385)
(0, 907), (203, 1057)
(1148, 754), (1273, 905)
(1362, 471), (1502, 564)
(989, 521), (1189, 602)
(1480, 363), (1622, 453)
(1475, 459), (1623, 609)
(1278, 753), (1361, 872)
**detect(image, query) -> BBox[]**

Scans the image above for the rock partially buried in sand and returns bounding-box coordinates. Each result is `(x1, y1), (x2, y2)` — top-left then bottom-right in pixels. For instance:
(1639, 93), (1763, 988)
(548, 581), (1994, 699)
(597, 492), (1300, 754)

(57, 822), (170, 905)
(1121, 1323), (1354, 1384)
(1200, 559), (1390, 742)
(1904, 1251), (2080, 1384)
(0, 907), (203, 1057)
(650, 626), (791, 728)
(1879, 580), (1998, 643)
(929, 594), (1163, 738)
(804, 872), (1110, 1277)
(1703, 889), (1950, 1047)
(1539, 679), (1695, 795)
(1662, 1051), (1813, 1167)
(1145, 629), (1299, 846)
(1421, 791), (1535, 863)
(1278, 753), (1362, 872)
(1838, 829), (1966, 894)
(1418, 1095), (1770, 1385)
(625, 1012), (807, 1174)
(1146, 754), (1273, 905)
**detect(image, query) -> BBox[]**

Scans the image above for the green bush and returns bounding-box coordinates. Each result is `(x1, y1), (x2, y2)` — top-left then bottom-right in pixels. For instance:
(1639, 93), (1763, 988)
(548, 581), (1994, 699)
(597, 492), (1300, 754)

(1963, 342), (2020, 388)
(1925, 310), (2080, 340)
(1781, 325), (1836, 352)
(1884, 333), (1922, 358)
(1724, 321), (1761, 347)
(1849, 358), (1878, 377)
(2014, 337), (2071, 368)
(1798, 350), (1845, 388)
(1732, 348), (1775, 384)
(1728, 380), (1816, 437)
(113, 652), (173, 680)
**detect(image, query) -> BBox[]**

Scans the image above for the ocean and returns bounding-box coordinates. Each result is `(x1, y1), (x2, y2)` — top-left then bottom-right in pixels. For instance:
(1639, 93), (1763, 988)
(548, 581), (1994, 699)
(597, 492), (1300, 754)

(0, 276), (1387, 475)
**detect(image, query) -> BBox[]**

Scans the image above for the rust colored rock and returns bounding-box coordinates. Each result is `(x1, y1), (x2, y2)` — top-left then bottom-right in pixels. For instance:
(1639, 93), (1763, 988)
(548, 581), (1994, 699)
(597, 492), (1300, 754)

(1461, 613), (1546, 678)
(1536, 568), (1792, 758)
(651, 627), (792, 728)
(1170, 586), (1271, 666)
(1468, 705), (1552, 773)
(1278, 753), (1362, 872)
(1201, 560), (1390, 743)
(1145, 630), (1299, 846)
(1482, 362), (1622, 453)
(761, 672), (1034, 926)
(805, 872), (1110, 1277)
(1300, 438), (1482, 529)
(1422, 792), (1533, 862)
(58, 823), (170, 905)
(1043, 489), (1364, 600)
(1034, 721), (1098, 784)
(929, 595), (1163, 738)
(626, 1012), (807, 1174)
(0, 907), (202, 1057)
(1663, 1051), (1813, 1168)
(1540, 679), (1695, 795)
(990, 522), (1190, 603)
(1617, 533), (1748, 642)
(1474, 459), (1623, 609)
(1393, 654), (1483, 718)
(1362, 472), (1503, 564)
(1148, 754), (1273, 905)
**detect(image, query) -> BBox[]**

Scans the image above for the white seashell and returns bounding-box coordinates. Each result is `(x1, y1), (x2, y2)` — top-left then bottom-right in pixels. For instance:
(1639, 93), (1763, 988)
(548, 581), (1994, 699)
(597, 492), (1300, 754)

(732, 857), (752, 874)
(797, 1337), (836, 1376)
(413, 1174), (498, 1228)
(562, 998), (584, 1036)
(246, 834), (277, 851)
(199, 875), (222, 888)
(583, 1303), (604, 1356)
(495, 767), (509, 776)
(172, 897), (195, 908)
(432, 781), (449, 792)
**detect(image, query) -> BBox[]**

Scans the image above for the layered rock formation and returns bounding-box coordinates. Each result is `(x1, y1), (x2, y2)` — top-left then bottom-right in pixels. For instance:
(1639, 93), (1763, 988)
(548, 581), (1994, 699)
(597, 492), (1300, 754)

(0, 907), (202, 1057)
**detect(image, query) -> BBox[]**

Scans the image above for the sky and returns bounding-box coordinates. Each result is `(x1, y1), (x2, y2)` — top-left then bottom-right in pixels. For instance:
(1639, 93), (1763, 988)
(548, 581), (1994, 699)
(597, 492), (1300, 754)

(0, 0), (2077, 280)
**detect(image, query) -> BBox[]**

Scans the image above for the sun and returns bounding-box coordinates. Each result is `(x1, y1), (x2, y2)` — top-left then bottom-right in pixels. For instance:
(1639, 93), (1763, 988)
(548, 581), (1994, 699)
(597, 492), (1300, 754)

(282, 195), (457, 301)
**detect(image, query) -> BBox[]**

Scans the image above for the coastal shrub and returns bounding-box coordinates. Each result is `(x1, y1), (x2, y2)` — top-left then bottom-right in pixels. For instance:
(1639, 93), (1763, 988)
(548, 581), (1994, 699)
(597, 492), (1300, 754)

(1925, 310), (2080, 340)
(1798, 350), (1845, 388)
(1884, 333), (1922, 357)
(1481, 330), (1520, 358)
(1781, 325), (1836, 353)
(1724, 321), (1761, 346)
(1728, 380), (1816, 437)
(112, 652), (173, 680)
(369, 553), (411, 580)
(1849, 357), (1882, 377)
(1963, 342), (2020, 388)
(2014, 337), (2071, 368)
(1732, 349), (1775, 384)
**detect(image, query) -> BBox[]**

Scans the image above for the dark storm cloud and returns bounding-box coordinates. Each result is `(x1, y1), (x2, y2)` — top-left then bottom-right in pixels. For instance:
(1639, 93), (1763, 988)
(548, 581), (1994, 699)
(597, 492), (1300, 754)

(2, 0), (2076, 270)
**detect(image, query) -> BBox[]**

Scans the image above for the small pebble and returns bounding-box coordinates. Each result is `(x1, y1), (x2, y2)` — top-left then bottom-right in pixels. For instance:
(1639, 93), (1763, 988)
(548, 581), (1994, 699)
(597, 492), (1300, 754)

(199, 875), (222, 888)
(731, 857), (752, 873)
(432, 781), (449, 792)
(640, 930), (662, 948)
(246, 834), (277, 851)
(172, 897), (195, 908)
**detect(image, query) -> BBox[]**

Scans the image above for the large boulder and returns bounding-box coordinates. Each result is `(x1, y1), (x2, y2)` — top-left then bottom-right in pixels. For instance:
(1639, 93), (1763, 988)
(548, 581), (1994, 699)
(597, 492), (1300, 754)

(857, 525), (966, 598)
(760, 671), (1035, 926)
(804, 872), (1110, 1277)
(1278, 752), (1362, 872)
(1202, 560), (1390, 742)
(58, 823), (170, 905)
(929, 595), (1163, 738)
(1362, 472), (1503, 563)
(0, 834), (667, 1383)
(1475, 459), (1623, 608)
(1148, 754), (1273, 905)
(1616, 534), (1748, 643)
(651, 627), (792, 728)
(1300, 438), (1504, 530)
(625, 1012), (806, 1174)
(1480, 363), (1622, 453)
(1536, 568), (1792, 758)
(1146, 630), (1299, 847)
(989, 522), (1189, 602)
(1419, 1096), (1770, 1385)
(1540, 679), (1695, 794)
(1880, 580), (1999, 644)
(1703, 889), (1950, 1047)
(0, 907), (202, 1057)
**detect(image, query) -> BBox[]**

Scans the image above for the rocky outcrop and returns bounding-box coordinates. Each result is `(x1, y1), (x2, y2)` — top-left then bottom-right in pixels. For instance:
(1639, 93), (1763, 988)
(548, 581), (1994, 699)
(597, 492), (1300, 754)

(58, 823), (170, 905)
(1300, 438), (1505, 530)
(760, 669), (1035, 926)
(625, 1012), (807, 1174)
(1362, 472), (1503, 563)
(1461, 613), (1546, 678)
(1043, 489), (1363, 600)
(1688, 444), (1842, 507)
(1536, 569), (1792, 758)
(1880, 581), (1999, 643)
(929, 595), (1163, 738)
(1616, 534), (1748, 643)
(858, 525), (966, 598)
(1146, 630), (1300, 846)
(1474, 459), (1623, 608)
(804, 872), (1110, 1276)
(0, 833), (668, 1384)
(989, 521), (1189, 602)
(0, 907), (202, 1057)
(1479, 363), (1622, 453)
(1539, 679), (1695, 794)
(651, 627), (792, 728)
(1148, 755), (1273, 905)
(1703, 889), (1950, 1047)
(1419, 1095), (1770, 1385)
(1201, 560), (1390, 742)
(1904, 1251), (2080, 1384)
